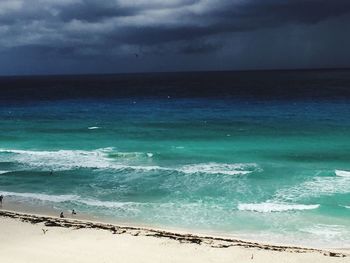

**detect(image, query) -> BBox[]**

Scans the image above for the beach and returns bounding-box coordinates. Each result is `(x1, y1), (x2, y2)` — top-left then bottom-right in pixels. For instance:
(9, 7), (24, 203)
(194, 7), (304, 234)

(0, 209), (348, 263)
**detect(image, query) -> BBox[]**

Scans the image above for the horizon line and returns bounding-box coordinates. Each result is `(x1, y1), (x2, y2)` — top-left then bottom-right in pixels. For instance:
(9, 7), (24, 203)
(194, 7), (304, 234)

(1, 66), (350, 78)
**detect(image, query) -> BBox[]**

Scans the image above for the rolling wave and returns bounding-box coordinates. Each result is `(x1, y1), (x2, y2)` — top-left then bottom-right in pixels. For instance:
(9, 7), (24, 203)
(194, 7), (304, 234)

(300, 224), (349, 242)
(178, 163), (258, 176)
(238, 202), (320, 213)
(0, 190), (137, 209)
(0, 189), (322, 213)
(0, 190), (207, 213)
(335, 170), (350, 177)
(0, 148), (153, 171)
(0, 191), (79, 203)
(0, 148), (259, 176)
(77, 199), (142, 211)
(274, 170), (350, 202)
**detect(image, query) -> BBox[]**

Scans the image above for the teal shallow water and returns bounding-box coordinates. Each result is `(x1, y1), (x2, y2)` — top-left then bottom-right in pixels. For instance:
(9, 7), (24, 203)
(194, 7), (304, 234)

(0, 98), (349, 247)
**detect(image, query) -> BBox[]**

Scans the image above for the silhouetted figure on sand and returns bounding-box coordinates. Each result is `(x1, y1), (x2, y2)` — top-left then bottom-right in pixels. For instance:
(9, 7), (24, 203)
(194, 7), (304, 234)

(0, 195), (3, 205)
(72, 209), (77, 215)
(60, 212), (64, 218)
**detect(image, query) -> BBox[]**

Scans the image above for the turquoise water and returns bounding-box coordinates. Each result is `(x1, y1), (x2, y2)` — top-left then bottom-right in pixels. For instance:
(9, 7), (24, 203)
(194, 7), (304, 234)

(0, 98), (350, 247)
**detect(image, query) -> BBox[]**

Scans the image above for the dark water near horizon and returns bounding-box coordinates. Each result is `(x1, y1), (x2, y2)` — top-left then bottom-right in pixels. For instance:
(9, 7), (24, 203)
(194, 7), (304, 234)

(1, 69), (350, 101)
(0, 69), (350, 247)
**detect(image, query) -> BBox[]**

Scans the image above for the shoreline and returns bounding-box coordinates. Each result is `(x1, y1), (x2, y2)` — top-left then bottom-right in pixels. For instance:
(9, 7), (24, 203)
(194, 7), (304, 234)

(1, 198), (350, 250)
(0, 209), (348, 259)
(2, 198), (350, 250)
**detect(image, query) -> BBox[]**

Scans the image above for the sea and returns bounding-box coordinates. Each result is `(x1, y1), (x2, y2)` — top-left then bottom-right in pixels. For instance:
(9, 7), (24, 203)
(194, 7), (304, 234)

(0, 69), (350, 247)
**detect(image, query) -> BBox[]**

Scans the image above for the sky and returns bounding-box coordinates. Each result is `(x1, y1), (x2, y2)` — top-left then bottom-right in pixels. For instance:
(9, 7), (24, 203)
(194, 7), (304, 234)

(0, 0), (350, 75)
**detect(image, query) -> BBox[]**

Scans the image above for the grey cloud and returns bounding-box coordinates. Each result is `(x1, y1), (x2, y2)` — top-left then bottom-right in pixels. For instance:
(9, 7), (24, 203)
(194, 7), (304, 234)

(180, 41), (223, 54)
(57, 0), (136, 22)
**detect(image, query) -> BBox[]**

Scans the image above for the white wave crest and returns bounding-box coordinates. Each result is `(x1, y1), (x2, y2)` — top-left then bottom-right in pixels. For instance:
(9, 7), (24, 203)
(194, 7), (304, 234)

(238, 202), (320, 213)
(335, 170), (350, 177)
(0, 148), (258, 176)
(0, 148), (113, 170)
(0, 190), (141, 212)
(0, 191), (79, 203)
(0, 170), (9, 174)
(0, 190), (135, 208)
(274, 174), (350, 202)
(177, 163), (259, 176)
(107, 151), (152, 159)
(300, 224), (348, 240)
(0, 148), (154, 171)
(77, 199), (141, 210)
(88, 126), (100, 130)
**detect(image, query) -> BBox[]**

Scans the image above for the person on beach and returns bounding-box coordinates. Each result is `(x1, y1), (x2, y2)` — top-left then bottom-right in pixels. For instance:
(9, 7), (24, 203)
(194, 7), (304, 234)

(72, 209), (76, 215)
(0, 195), (3, 205)
(60, 212), (64, 218)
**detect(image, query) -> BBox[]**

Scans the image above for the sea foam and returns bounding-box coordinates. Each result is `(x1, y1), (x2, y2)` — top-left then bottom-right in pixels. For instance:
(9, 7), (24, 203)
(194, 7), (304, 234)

(335, 170), (350, 177)
(0, 191), (79, 203)
(0, 148), (113, 170)
(77, 198), (142, 210)
(300, 224), (348, 240)
(0, 190), (142, 213)
(177, 163), (258, 176)
(238, 202), (320, 213)
(0, 148), (258, 176)
(0, 148), (153, 171)
(274, 172), (350, 202)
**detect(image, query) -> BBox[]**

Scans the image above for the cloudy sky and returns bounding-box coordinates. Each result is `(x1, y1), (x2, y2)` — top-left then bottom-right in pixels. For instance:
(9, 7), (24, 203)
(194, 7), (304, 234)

(0, 0), (349, 75)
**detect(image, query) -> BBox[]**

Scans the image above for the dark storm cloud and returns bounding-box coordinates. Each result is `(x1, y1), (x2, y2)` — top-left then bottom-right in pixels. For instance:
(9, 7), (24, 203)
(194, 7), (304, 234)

(0, 0), (349, 74)
(58, 2), (135, 22)
(180, 41), (223, 54)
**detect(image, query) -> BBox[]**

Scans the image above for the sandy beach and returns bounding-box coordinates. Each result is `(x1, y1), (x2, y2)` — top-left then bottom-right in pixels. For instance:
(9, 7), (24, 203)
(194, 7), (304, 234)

(0, 210), (348, 263)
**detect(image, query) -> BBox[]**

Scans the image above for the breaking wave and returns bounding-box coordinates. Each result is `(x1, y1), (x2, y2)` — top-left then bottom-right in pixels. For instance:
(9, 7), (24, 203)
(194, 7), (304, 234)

(0, 148), (153, 171)
(238, 202), (320, 213)
(335, 170), (350, 177)
(274, 170), (350, 202)
(0, 148), (259, 176)
(178, 163), (258, 176)
(0, 191), (79, 203)
(300, 224), (349, 242)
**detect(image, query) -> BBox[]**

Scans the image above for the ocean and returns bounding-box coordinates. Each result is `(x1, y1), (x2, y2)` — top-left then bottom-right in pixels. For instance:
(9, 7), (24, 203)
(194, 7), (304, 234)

(0, 69), (350, 247)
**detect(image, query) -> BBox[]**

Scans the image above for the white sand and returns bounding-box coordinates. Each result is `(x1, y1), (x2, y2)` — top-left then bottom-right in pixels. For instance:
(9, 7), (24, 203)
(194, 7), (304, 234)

(0, 214), (349, 263)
